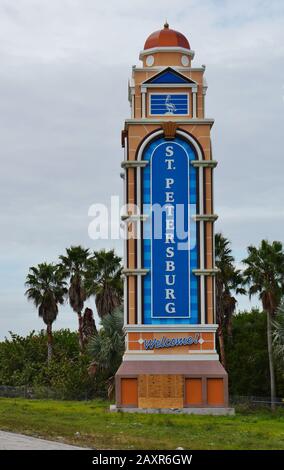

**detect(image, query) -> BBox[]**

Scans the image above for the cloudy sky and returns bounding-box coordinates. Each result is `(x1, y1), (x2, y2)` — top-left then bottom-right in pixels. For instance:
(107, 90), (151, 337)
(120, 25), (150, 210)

(0, 0), (283, 340)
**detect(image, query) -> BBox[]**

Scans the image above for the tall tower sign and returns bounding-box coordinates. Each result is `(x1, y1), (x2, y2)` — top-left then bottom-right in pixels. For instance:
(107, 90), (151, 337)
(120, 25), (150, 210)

(114, 24), (233, 413)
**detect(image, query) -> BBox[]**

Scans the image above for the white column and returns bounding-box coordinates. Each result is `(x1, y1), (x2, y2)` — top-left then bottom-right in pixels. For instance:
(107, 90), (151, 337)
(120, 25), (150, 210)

(141, 86), (147, 118)
(199, 165), (206, 324)
(200, 224), (205, 324)
(137, 166), (142, 324)
(192, 86), (197, 119)
(131, 89), (135, 119)
(123, 274), (128, 325)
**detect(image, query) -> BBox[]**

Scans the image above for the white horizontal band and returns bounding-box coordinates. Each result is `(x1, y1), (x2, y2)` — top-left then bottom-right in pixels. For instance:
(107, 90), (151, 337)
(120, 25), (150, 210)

(133, 66), (206, 73)
(191, 160), (218, 168)
(124, 118), (214, 128)
(139, 47), (195, 59)
(125, 324), (218, 333)
(121, 160), (148, 168)
(122, 268), (149, 276)
(123, 353), (219, 361)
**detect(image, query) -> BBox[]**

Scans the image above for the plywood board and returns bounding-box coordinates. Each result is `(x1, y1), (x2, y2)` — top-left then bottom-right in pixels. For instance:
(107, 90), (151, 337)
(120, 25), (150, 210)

(138, 375), (183, 408)
(139, 397), (183, 409)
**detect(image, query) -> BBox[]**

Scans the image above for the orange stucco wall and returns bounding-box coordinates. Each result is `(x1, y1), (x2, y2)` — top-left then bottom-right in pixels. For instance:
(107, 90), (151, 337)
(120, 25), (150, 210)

(207, 378), (225, 406)
(185, 378), (203, 405)
(121, 378), (138, 406)
(142, 52), (190, 67)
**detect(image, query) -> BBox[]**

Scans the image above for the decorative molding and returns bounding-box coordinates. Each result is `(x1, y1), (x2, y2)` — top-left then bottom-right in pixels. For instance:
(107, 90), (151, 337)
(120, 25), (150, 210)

(125, 324), (218, 333)
(143, 83), (197, 89)
(121, 214), (148, 222)
(122, 268), (149, 276)
(142, 67), (197, 86)
(123, 353), (219, 361)
(121, 160), (148, 168)
(162, 121), (177, 139)
(133, 66), (205, 73)
(139, 46), (195, 60)
(193, 269), (219, 276)
(124, 118), (214, 128)
(191, 160), (218, 168)
(193, 214), (218, 222)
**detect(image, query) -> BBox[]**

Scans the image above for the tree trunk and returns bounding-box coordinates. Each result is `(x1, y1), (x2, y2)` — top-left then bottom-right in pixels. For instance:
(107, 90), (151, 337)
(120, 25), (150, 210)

(77, 312), (84, 352)
(47, 323), (53, 363)
(266, 310), (276, 411)
(216, 281), (226, 366)
(217, 326), (226, 369)
(227, 316), (233, 341)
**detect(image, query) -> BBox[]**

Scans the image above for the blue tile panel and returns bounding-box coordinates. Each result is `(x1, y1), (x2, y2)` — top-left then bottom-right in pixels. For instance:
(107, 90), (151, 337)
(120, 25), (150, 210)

(142, 137), (199, 325)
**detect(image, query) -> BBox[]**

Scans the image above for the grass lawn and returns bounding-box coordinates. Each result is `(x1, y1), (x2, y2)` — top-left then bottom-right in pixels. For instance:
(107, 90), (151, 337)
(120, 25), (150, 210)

(0, 398), (284, 450)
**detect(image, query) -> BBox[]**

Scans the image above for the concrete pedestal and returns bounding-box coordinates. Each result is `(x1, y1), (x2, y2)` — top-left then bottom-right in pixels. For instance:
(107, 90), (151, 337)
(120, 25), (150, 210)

(110, 404), (235, 415)
(115, 360), (230, 413)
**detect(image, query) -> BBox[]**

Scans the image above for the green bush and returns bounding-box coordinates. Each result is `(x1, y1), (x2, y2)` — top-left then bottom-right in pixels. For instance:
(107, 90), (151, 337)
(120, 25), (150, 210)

(225, 309), (284, 397)
(0, 329), (106, 399)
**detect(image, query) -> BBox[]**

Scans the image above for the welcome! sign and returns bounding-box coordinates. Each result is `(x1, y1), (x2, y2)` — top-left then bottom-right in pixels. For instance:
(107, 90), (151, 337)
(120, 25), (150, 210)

(142, 137), (199, 325)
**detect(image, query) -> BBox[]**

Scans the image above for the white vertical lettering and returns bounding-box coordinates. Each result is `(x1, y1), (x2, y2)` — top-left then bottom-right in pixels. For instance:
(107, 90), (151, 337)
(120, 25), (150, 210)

(165, 146), (174, 156)
(165, 289), (176, 300)
(165, 274), (176, 285)
(165, 233), (175, 244)
(166, 261), (175, 272)
(165, 192), (174, 203)
(165, 178), (174, 189)
(165, 303), (176, 313)
(166, 247), (174, 257)
(165, 159), (175, 170)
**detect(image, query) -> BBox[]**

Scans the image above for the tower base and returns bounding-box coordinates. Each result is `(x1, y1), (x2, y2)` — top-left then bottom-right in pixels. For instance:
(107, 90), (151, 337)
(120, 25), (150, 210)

(115, 360), (230, 412)
(110, 405), (234, 415)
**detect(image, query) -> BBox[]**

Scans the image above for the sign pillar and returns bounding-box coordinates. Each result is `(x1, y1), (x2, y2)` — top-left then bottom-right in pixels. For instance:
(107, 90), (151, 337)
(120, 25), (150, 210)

(114, 23), (233, 414)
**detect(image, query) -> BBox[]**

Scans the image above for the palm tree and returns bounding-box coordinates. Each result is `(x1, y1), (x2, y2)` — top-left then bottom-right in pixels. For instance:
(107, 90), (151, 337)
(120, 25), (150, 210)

(215, 233), (245, 368)
(25, 263), (67, 362)
(88, 308), (125, 397)
(82, 307), (97, 345)
(85, 249), (123, 318)
(59, 246), (90, 351)
(273, 302), (284, 365)
(243, 240), (284, 410)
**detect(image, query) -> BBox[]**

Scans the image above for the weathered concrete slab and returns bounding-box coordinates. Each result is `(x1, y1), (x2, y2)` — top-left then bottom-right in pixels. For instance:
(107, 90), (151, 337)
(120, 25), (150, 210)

(110, 404), (235, 415)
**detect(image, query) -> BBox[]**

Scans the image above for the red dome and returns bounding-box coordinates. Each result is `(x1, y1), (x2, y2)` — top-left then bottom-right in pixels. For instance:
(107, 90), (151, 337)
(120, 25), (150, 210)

(144, 23), (190, 50)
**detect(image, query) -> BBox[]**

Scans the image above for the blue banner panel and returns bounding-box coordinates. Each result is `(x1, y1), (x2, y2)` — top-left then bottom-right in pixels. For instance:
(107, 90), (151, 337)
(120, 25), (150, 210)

(150, 94), (189, 115)
(142, 137), (199, 325)
(151, 142), (190, 319)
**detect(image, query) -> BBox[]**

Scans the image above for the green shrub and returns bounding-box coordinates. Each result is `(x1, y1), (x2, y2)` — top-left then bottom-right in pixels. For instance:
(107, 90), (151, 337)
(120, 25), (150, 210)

(0, 329), (106, 399)
(225, 309), (284, 397)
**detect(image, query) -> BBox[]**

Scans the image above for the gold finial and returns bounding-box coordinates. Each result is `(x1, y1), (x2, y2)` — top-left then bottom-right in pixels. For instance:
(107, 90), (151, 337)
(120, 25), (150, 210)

(164, 20), (169, 29)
